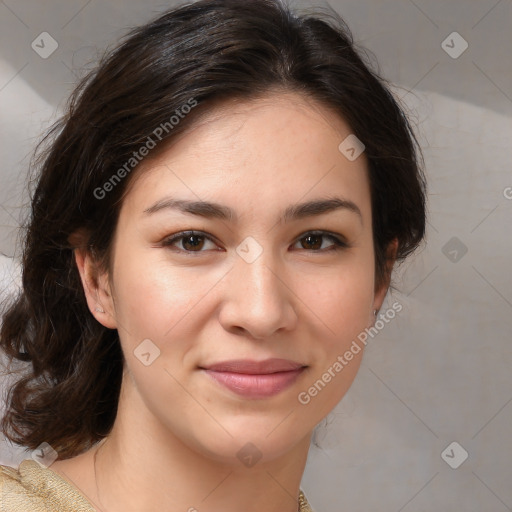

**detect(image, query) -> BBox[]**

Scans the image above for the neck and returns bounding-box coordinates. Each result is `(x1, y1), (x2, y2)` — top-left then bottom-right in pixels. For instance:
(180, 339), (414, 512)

(89, 371), (312, 512)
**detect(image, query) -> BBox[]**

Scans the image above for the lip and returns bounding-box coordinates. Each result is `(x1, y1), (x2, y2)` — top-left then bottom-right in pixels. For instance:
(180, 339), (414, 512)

(199, 358), (307, 399)
(201, 358), (305, 374)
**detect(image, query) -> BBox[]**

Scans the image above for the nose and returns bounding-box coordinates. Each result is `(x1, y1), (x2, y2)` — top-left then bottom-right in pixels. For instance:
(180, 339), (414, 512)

(218, 250), (298, 339)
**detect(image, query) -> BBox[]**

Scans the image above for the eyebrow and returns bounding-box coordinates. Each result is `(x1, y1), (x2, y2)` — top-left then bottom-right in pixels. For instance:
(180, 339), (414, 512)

(143, 196), (363, 223)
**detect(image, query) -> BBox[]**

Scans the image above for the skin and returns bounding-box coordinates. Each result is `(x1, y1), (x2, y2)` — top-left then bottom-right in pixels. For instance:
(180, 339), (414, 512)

(51, 91), (396, 512)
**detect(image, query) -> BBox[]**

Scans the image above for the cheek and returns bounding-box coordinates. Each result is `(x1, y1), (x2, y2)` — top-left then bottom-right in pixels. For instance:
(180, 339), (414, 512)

(296, 256), (375, 338)
(111, 251), (205, 342)
(293, 262), (374, 414)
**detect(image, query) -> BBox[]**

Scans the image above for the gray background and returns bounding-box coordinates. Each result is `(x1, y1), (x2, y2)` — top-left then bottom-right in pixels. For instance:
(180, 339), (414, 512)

(0, 1), (511, 511)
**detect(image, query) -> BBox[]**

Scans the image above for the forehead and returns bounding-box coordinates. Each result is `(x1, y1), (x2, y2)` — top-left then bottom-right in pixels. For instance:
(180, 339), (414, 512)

(120, 91), (371, 222)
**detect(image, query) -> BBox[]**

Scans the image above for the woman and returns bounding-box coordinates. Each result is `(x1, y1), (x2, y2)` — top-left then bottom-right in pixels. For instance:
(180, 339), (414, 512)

(0, 0), (426, 510)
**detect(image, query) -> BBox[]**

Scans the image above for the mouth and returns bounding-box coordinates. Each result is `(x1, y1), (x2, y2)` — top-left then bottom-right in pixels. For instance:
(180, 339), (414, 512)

(199, 358), (308, 399)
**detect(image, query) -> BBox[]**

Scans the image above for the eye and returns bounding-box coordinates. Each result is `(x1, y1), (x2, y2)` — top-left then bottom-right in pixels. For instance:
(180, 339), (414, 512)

(162, 231), (219, 252)
(292, 231), (348, 252)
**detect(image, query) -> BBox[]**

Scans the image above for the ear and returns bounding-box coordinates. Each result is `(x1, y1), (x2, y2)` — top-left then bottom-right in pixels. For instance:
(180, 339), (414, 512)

(372, 237), (399, 316)
(69, 230), (117, 330)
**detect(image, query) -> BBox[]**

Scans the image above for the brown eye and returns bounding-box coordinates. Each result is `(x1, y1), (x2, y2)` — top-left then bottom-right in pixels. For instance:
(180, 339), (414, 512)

(181, 234), (205, 251)
(294, 231), (348, 252)
(162, 231), (218, 252)
(301, 234), (323, 250)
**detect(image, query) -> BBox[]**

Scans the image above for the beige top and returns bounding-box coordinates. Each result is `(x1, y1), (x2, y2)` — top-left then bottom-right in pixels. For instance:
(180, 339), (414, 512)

(0, 459), (314, 511)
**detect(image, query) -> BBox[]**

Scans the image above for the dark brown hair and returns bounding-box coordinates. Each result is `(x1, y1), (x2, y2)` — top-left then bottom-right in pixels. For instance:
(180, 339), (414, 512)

(0, 0), (426, 459)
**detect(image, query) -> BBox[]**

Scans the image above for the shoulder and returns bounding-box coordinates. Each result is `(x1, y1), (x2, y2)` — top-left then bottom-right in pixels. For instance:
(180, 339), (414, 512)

(0, 459), (96, 511)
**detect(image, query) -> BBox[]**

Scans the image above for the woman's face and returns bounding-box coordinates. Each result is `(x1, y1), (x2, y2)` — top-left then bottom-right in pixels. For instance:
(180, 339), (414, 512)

(93, 92), (389, 464)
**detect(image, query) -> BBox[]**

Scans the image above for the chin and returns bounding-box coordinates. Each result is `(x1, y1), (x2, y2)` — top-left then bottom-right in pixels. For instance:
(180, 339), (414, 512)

(171, 416), (303, 466)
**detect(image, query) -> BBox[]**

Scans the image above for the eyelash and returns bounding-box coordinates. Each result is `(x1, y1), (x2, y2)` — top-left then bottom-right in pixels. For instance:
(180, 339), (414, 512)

(161, 230), (349, 254)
